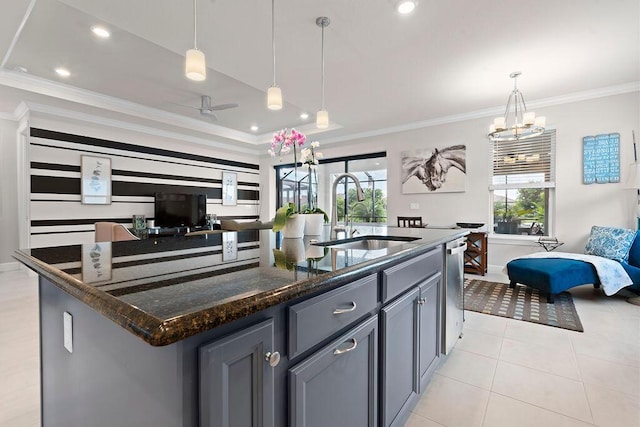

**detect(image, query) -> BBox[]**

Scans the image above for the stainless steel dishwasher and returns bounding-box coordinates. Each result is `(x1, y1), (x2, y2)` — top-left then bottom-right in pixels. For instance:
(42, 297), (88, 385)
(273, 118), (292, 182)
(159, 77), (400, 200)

(443, 237), (467, 354)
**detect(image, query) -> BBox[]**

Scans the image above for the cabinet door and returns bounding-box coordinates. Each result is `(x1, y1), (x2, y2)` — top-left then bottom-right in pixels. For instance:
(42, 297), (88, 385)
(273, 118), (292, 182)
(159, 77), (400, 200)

(381, 287), (420, 427)
(200, 319), (277, 427)
(289, 315), (378, 427)
(418, 273), (441, 392)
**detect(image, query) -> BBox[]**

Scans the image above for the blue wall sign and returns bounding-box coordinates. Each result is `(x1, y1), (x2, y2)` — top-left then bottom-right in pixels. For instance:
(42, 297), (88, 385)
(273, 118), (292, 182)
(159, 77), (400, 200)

(583, 133), (620, 184)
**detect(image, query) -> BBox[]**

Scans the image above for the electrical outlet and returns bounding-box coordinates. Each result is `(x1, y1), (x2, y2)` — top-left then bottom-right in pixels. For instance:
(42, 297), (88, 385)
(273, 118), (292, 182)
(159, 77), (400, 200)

(410, 203), (420, 210)
(63, 312), (73, 353)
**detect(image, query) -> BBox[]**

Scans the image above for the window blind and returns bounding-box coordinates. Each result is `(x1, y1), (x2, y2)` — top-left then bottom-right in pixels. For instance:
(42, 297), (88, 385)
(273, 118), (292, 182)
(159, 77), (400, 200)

(492, 130), (556, 184)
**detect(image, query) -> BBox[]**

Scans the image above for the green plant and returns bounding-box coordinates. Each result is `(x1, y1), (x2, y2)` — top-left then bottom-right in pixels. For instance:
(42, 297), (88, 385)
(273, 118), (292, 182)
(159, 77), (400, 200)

(272, 202), (297, 232)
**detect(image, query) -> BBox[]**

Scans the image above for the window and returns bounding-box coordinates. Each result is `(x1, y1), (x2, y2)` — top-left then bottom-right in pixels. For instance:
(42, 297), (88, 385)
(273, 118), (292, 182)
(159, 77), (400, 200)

(275, 152), (387, 224)
(490, 130), (555, 236)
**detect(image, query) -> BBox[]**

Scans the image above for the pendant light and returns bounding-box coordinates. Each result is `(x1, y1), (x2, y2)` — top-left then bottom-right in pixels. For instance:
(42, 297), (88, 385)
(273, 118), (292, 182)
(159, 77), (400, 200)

(267, 0), (283, 110)
(316, 17), (330, 129)
(185, 0), (206, 81)
(488, 72), (545, 141)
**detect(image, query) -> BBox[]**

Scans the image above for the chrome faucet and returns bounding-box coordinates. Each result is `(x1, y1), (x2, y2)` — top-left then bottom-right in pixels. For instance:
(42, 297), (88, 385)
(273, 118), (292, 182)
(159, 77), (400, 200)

(331, 173), (366, 239)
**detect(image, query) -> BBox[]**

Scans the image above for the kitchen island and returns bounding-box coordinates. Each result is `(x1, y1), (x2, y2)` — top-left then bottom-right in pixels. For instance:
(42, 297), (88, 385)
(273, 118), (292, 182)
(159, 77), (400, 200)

(14, 225), (467, 427)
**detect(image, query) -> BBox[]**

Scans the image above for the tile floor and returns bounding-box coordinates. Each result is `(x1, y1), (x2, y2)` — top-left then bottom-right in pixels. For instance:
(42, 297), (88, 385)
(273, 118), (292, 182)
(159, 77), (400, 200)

(1, 268), (638, 427)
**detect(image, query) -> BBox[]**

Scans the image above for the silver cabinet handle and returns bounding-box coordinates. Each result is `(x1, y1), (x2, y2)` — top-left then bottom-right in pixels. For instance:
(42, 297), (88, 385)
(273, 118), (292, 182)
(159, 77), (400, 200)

(333, 301), (357, 315)
(265, 351), (281, 367)
(333, 338), (358, 355)
(417, 297), (426, 306)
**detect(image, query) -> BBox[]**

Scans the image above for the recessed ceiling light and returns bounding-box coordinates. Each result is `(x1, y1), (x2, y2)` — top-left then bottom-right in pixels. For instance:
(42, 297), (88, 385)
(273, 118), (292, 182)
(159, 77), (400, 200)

(397, 1), (416, 14)
(250, 125), (259, 132)
(91, 26), (111, 39)
(55, 68), (71, 78)
(300, 112), (309, 120)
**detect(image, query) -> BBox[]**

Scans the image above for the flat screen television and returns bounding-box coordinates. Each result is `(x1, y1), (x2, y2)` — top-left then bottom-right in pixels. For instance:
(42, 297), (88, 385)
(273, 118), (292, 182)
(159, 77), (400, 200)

(154, 193), (207, 228)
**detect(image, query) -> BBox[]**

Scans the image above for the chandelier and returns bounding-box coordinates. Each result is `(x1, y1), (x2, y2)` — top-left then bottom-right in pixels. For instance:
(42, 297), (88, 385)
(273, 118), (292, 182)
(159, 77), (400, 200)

(488, 72), (545, 141)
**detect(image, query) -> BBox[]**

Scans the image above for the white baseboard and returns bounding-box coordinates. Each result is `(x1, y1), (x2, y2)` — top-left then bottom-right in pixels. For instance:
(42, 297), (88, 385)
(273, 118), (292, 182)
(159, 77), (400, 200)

(0, 262), (21, 272)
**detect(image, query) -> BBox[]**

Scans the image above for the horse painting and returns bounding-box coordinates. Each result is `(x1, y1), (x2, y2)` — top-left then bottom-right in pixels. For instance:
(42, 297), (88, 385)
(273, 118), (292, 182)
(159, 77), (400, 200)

(401, 145), (466, 193)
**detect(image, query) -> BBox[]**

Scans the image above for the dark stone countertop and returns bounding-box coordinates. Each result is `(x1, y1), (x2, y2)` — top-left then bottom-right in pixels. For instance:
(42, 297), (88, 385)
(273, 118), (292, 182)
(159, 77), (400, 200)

(14, 225), (467, 346)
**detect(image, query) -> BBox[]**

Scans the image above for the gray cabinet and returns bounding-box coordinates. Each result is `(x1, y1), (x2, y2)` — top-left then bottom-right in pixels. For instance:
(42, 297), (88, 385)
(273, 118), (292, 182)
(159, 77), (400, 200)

(289, 315), (378, 427)
(199, 319), (278, 427)
(418, 273), (441, 392)
(380, 287), (420, 427)
(288, 274), (378, 359)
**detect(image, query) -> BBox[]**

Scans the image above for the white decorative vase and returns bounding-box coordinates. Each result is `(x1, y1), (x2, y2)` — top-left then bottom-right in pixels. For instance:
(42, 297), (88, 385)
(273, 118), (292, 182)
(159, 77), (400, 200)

(282, 214), (305, 239)
(303, 213), (325, 236)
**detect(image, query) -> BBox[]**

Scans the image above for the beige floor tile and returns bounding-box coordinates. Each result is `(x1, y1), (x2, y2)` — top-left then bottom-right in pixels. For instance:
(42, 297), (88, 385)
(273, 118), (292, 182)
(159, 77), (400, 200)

(499, 337), (581, 381)
(604, 294), (640, 318)
(504, 317), (573, 353)
(577, 354), (640, 398)
(570, 330), (640, 368)
(584, 382), (640, 427)
(412, 374), (490, 427)
(578, 313), (640, 346)
(454, 328), (503, 359)
(0, 408), (41, 427)
(463, 310), (508, 337)
(483, 393), (594, 427)
(436, 349), (497, 390)
(492, 361), (593, 423)
(404, 412), (445, 427)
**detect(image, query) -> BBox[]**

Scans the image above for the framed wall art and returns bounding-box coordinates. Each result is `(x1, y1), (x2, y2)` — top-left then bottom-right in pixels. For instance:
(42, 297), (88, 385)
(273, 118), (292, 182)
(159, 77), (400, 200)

(582, 133), (620, 184)
(81, 155), (112, 204)
(401, 144), (467, 194)
(222, 171), (237, 206)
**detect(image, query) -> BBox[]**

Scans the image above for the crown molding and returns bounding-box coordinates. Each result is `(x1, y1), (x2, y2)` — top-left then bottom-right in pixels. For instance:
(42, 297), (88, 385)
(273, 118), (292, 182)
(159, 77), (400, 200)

(319, 81), (640, 145)
(0, 69), (262, 144)
(24, 101), (259, 155)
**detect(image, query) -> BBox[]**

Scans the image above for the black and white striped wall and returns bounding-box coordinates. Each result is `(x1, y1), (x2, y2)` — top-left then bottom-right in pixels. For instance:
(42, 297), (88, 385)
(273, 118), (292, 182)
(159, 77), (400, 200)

(29, 128), (261, 248)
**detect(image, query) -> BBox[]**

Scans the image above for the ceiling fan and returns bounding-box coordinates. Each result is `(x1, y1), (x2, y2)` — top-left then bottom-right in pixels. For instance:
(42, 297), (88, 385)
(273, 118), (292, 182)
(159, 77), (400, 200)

(178, 95), (239, 121)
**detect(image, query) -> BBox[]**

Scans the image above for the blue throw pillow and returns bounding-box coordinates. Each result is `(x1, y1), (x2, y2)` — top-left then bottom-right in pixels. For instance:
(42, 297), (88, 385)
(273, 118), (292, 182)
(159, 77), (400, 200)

(584, 226), (636, 262)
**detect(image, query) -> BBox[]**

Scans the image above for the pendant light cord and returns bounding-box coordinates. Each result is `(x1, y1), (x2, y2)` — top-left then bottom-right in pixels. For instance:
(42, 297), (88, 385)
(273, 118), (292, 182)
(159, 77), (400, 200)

(320, 22), (325, 109)
(272, 0), (276, 86)
(193, 0), (198, 49)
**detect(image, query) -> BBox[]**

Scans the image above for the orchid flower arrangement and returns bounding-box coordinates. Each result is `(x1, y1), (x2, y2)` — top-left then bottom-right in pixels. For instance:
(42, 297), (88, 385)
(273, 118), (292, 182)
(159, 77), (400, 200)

(269, 128), (307, 232)
(268, 128), (306, 159)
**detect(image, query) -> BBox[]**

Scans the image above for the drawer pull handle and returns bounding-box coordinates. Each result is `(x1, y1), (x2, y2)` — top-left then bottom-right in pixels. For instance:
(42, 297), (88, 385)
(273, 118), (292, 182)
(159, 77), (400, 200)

(264, 351), (281, 367)
(333, 301), (357, 315)
(418, 298), (427, 306)
(333, 338), (358, 355)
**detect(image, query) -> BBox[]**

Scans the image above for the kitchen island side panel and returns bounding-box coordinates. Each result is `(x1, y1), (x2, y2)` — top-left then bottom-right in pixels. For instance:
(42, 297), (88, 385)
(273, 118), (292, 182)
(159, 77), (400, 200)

(39, 277), (195, 427)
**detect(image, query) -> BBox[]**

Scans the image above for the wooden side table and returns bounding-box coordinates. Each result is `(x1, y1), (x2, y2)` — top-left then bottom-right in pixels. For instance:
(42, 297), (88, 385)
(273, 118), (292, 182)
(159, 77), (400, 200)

(464, 232), (488, 275)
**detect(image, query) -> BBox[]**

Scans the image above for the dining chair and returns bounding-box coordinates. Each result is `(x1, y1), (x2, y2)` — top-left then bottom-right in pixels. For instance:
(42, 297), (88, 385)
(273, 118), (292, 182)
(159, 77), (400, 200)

(397, 216), (423, 228)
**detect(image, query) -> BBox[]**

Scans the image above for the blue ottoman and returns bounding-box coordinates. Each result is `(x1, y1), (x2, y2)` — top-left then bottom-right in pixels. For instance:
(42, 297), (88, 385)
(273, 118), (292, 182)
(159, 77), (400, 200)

(506, 258), (601, 303)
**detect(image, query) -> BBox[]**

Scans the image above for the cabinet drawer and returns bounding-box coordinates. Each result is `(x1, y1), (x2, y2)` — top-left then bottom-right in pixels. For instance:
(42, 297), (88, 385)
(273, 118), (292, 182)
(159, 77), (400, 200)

(381, 247), (442, 304)
(288, 274), (378, 359)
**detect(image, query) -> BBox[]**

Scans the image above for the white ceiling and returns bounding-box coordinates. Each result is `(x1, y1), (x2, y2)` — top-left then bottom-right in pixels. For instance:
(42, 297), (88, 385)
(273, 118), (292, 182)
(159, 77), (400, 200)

(0, 0), (638, 151)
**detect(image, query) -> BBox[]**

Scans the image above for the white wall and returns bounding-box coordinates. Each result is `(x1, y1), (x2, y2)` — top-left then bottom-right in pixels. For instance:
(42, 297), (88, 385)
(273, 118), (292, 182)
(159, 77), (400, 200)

(0, 118), (19, 266)
(262, 91), (640, 269)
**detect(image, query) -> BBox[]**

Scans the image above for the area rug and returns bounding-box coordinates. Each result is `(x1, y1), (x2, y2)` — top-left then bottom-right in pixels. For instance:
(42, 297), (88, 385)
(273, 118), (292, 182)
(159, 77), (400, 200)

(464, 279), (584, 332)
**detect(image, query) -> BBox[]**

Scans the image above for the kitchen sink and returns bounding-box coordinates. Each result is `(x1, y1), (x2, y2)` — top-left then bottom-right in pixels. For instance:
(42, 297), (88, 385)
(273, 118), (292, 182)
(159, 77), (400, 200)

(313, 235), (419, 250)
